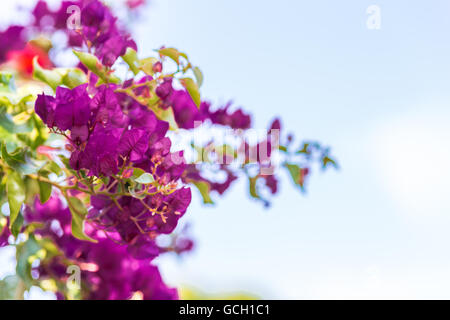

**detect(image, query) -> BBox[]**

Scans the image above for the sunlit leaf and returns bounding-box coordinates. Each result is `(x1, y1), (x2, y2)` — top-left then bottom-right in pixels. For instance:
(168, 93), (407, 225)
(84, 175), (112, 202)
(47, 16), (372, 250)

(192, 181), (214, 204)
(180, 78), (201, 108)
(122, 47), (140, 75)
(193, 66), (203, 87)
(0, 72), (15, 92)
(6, 171), (25, 228)
(32, 57), (63, 90)
(139, 57), (158, 75)
(248, 176), (259, 199)
(62, 68), (88, 88)
(158, 47), (187, 64)
(134, 172), (155, 184)
(67, 196), (97, 243)
(322, 155), (337, 169)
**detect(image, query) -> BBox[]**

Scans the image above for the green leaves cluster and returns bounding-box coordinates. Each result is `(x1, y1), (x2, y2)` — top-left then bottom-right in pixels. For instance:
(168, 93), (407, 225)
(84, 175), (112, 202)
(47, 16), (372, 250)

(33, 57), (88, 90)
(121, 47), (204, 108)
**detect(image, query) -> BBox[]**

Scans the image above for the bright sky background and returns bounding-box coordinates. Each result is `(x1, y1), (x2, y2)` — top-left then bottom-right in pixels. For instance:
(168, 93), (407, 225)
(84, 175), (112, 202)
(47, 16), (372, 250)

(1, 0), (450, 299)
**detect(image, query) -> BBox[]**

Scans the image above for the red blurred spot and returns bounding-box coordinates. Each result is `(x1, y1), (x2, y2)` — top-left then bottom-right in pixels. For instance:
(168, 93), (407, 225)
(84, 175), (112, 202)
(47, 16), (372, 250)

(7, 43), (52, 76)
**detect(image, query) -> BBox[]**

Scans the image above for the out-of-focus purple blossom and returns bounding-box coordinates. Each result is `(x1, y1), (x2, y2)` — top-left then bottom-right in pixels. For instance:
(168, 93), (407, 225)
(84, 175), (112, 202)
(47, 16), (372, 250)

(31, 0), (52, 27)
(169, 90), (207, 129)
(0, 221), (11, 247)
(0, 26), (26, 62)
(29, 197), (178, 300)
(207, 102), (252, 129)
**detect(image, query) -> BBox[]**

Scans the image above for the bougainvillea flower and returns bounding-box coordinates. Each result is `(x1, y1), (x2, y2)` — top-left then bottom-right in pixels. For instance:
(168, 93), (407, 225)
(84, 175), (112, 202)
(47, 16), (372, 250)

(0, 222), (11, 247)
(35, 93), (57, 127)
(80, 126), (120, 176)
(54, 84), (91, 130)
(27, 197), (178, 300)
(80, 0), (106, 27)
(170, 90), (207, 129)
(90, 85), (126, 127)
(206, 102), (252, 129)
(31, 0), (52, 27)
(155, 78), (173, 100)
(97, 35), (131, 67)
(0, 25), (25, 62)
(118, 129), (150, 162)
(127, 235), (160, 260)
(153, 187), (191, 234)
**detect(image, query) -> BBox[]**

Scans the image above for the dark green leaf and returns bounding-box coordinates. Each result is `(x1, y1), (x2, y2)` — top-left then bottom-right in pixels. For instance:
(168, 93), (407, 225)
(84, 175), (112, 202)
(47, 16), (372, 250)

(16, 235), (41, 288)
(11, 212), (23, 237)
(38, 180), (52, 203)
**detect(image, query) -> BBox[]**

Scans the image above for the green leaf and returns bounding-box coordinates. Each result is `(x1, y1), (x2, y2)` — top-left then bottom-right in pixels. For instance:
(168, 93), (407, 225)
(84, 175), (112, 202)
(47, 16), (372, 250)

(16, 235), (41, 288)
(158, 47), (187, 64)
(1, 142), (26, 166)
(32, 57), (63, 90)
(6, 171), (25, 228)
(248, 176), (259, 199)
(38, 180), (52, 203)
(11, 212), (23, 238)
(24, 177), (39, 205)
(132, 168), (146, 178)
(139, 57), (158, 75)
(122, 47), (140, 75)
(73, 50), (101, 73)
(296, 143), (310, 155)
(153, 106), (179, 130)
(285, 163), (306, 190)
(0, 72), (15, 92)
(322, 155), (337, 169)
(0, 275), (20, 300)
(45, 160), (63, 176)
(181, 78), (201, 108)
(67, 196), (97, 243)
(193, 67), (203, 87)
(73, 50), (111, 82)
(62, 68), (88, 88)
(128, 185), (147, 199)
(285, 163), (300, 181)
(193, 181), (214, 204)
(1, 143), (43, 174)
(134, 172), (155, 184)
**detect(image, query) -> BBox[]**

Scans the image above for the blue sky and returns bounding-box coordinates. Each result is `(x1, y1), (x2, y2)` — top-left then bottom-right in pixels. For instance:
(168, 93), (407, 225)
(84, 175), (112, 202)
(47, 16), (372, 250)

(1, 0), (450, 299)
